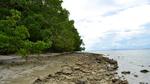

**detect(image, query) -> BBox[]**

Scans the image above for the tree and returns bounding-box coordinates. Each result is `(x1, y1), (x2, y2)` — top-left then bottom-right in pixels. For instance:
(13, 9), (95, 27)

(17, 41), (32, 61)
(0, 0), (84, 55)
(32, 41), (50, 56)
(0, 9), (30, 54)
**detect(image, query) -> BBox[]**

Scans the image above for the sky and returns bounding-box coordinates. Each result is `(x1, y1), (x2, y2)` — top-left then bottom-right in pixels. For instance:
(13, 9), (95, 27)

(62, 0), (150, 51)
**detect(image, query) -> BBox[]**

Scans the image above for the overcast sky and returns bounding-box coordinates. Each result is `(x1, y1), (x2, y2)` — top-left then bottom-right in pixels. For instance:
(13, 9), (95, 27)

(62, 0), (150, 50)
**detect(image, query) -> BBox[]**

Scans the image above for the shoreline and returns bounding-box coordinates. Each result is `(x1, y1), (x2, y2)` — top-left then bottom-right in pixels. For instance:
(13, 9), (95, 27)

(0, 52), (128, 84)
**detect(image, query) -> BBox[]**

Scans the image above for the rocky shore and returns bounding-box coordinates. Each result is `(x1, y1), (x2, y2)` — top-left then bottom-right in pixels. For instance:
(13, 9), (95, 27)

(0, 52), (128, 84)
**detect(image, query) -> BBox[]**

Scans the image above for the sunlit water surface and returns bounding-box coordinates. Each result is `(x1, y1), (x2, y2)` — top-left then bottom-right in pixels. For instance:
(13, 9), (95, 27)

(91, 49), (150, 84)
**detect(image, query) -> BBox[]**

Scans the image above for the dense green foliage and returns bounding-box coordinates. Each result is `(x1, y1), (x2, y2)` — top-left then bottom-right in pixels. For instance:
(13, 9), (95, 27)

(0, 0), (84, 56)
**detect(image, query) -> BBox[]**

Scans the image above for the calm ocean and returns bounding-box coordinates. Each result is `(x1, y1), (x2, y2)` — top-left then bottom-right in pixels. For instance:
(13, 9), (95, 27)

(91, 49), (150, 84)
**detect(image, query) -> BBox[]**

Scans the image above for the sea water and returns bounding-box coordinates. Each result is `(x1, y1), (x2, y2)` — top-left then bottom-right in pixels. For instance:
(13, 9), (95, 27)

(92, 49), (150, 84)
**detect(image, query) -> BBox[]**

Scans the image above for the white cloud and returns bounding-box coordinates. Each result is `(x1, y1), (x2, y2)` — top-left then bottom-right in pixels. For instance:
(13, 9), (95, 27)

(101, 4), (150, 31)
(62, 0), (150, 50)
(115, 0), (136, 4)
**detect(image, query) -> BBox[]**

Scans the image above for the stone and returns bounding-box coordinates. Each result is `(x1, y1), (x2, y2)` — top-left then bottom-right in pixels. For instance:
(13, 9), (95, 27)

(34, 78), (42, 84)
(140, 69), (149, 73)
(139, 82), (148, 84)
(134, 75), (138, 77)
(61, 67), (73, 75)
(73, 66), (80, 70)
(75, 79), (87, 84)
(112, 78), (128, 84)
(121, 71), (131, 75)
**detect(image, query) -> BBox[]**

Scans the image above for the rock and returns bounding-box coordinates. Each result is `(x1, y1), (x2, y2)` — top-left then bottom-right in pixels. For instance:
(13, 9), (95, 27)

(134, 75), (138, 77)
(121, 71), (131, 75)
(112, 78), (128, 84)
(139, 82), (148, 84)
(95, 57), (102, 63)
(113, 65), (118, 70)
(55, 66), (73, 76)
(114, 72), (118, 74)
(62, 66), (73, 75)
(107, 64), (118, 71)
(34, 78), (42, 84)
(140, 69), (149, 73)
(112, 78), (119, 83)
(103, 57), (117, 65)
(75, 79), (87, 84)
(120, 80), (128, 84)
(73, 66), (80, 70)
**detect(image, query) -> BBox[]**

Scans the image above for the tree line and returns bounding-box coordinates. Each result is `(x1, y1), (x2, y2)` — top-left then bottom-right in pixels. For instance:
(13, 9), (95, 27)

(0, 0), (84, 58)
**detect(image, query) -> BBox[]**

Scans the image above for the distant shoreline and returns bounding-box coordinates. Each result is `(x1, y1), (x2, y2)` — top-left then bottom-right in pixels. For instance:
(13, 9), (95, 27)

(86, 48), (150, 52)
